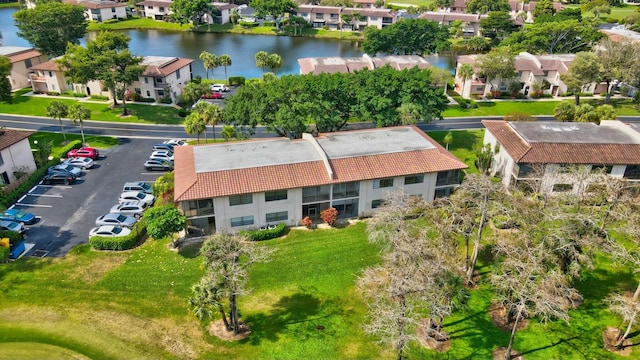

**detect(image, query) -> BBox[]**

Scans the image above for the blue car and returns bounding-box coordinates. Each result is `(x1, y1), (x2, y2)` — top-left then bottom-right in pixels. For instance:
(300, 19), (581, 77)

(1, 209), (37, 225)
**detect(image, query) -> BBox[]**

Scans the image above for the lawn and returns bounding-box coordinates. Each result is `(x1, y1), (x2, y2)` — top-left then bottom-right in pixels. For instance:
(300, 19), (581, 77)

(428, 130), (484, 173)
(443, 101), (561, 118)
(28, 132), (120, 155)
(88, 17), (191, 31)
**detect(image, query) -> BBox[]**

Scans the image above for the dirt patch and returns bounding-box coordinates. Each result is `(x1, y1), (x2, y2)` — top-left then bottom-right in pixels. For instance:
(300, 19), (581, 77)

(602, 326), (633, 356)
(416, 319), (451, 352)
(493, 347), (523, 360)
(208, 319), (250, 341)
(489, 302), (528, 332)
(66, 252), (128, 284)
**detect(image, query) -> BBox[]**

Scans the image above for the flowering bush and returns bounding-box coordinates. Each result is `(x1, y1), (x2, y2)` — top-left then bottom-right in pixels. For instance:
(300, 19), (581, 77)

(320, 207), (338, 227)
(301, 216), (313, 229)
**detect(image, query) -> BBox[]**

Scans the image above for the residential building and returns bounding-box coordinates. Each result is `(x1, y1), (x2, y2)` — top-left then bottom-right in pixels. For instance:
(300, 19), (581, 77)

(454, 52), (607, 99)
(29, 56), (193, 103)
(418, 12), (488, 37)
(482, 120), (640, 195)
(206, 3), (239, 24)
(341, 8), (396, 30)
(293, 5), (396, 30)
(63, 0), (127, 22)
(174, 126), (467, 233)
(0, 46), (47, 91)
(353, 0), (378, 8)
(437, 0), (468, 13)
(294, 5), (342, 29)
(136, 0), (172, 20)
(0, 129), (37, 194)
(509, 0), (564, 23)
(298, 54), (431, 74)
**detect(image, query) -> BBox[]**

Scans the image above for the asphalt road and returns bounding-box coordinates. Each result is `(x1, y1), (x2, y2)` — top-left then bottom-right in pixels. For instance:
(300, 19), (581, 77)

(13, 138), (164, 257)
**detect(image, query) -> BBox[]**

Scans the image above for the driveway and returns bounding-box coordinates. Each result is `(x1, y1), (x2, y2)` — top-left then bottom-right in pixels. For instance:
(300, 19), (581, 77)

(12, 138), (165, 257)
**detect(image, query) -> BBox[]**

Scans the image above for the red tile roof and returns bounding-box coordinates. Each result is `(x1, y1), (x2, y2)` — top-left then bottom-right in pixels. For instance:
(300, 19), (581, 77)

(30, 59), (62, 72)
(174, 127), (467, 202)
(483, 120), (640, 165)
(7, 49), (43, 64)
(142, 57), (193, 77)
(0, 129), (34, 151)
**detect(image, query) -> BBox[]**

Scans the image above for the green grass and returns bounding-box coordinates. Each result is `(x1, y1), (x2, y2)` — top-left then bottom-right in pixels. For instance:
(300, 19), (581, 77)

(29, 132), (120, 154)
(428, 130), (484, 173)
(443, 101), (562, 117)
(88, 17), (192, 31)
(578, 3), (638, 21)
(0, 1), (19, 8)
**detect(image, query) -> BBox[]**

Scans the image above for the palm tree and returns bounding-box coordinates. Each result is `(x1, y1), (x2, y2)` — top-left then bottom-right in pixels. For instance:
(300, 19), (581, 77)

(68, 104), (91, 145)
(189, 278), (231, 330)
(46, 100), (69, 141)
(458, 63), (474, 98)
(221, 125), (237, 142)
(266, 53), (282, 74)
(255, 51), (268, 74)
(184, 112), (206, 144)
(397, 102), (421, 125)
(199, 51), (218, 79)
(218, 54), (232, 84)
(192, 101), (224, 141)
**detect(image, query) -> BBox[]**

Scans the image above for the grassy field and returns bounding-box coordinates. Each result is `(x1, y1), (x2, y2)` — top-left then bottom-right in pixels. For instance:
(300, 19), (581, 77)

(88, 17), (191, 31)
(428, 130), (484, 173)
(28, 132), (120, 154)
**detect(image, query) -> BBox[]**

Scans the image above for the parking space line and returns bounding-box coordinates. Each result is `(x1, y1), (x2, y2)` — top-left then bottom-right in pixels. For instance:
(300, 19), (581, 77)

(37, 185), (73, 189)
(8, 205), (14, 210)
(18, 195), (26, 202)
(13, 203), (53, 208)
(140, 172), (162, 175)
(28, 186), (37, 193)
(26, 194), (63, 198)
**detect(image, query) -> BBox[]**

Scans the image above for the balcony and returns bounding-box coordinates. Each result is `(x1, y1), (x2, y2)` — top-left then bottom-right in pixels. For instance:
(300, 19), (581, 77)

(30, 75), (46, 82)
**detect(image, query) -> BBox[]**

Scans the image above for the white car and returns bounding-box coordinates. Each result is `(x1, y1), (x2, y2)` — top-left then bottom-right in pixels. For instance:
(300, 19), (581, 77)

(89, 225), (131, 238)
(211, 84), (229, 92)
(119, 191), (155, 206)
(62, 157), (95, 169)
(110, 201), (147, 218)
(149, 150), (174, 162)
(95, 213), (137, 228)
(163, 139), (188, 146)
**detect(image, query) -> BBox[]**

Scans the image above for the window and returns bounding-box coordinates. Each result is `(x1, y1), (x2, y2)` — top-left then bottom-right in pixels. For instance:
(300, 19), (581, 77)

(592, 165), (613, 174)
(557, 164), (571, 173)
(146, 91), (150, 97)
(373, 178), (394, 189)
(301, 12), (309, 17)
(435, 187), (454, 198)
(330, 14), (338, 20)
(553, 184), (573, 192)
(370, 16), (378, 21)
(229, 194), (252, 206)
(265, 189), (287, 202)
(134, 88), (141, 94)
(302, 185), (331, 203)
(333, 181), (359, 199)
(25, 59), (32, 68)
(147, 5), (153, 9)
(0, 172), (8, 185)
(436, 170), (460, 186)
(404, 175), (424, 185)
(157, 90), (164, 96)
(266, 211), (288, 222)
(156, 78), (163, 83)
(112, 7), (116, 12)
(332, 198), (359, 218)
(144, 78), (148, 84)
(51, 84), (56, 91)
(517, 163), (535, 177)
(0, 152), (3, 167)
(624, 165), (640, 180)
(371, 199), (383, 209)
(48, 71), (53, 77)
(176, 69), (181, 79)
(231, 215), (253, 227)
(159, 7), (164, 11)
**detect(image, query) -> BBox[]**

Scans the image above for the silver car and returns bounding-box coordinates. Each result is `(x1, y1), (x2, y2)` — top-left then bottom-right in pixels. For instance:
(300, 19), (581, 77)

(95, 213), (137, 228)
(62, 157), (95, 169)
(119, 191), (155, 206)
(89, 225), (132, 238)
(109, 201), (147, 219)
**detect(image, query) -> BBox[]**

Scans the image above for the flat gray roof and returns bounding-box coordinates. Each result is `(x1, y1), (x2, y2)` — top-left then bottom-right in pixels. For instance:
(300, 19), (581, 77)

(318, 127), (434, 159)
(511, 121), (640, 144)
(193, 138), (322, 172)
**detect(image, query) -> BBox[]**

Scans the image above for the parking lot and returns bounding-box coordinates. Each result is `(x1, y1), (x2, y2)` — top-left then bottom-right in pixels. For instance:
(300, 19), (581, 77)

(10, 138), (166, 257)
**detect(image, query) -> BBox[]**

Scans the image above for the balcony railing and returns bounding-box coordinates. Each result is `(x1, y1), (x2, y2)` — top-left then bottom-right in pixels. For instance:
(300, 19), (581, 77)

(30, 75), (46, 82)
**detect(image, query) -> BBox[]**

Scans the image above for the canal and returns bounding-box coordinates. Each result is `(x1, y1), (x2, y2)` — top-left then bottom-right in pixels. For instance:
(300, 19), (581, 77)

(0, 7), (455, 79)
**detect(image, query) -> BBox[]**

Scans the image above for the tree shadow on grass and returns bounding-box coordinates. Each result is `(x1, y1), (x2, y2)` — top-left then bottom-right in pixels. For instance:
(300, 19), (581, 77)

(519, 336), (579, 356)
(242, 287), (343, 345)
(429, 130), (483, 152)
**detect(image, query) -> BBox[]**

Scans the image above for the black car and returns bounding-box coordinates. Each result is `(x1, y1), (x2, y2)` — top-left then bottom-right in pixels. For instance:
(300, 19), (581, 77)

(42, 172), (76, 185)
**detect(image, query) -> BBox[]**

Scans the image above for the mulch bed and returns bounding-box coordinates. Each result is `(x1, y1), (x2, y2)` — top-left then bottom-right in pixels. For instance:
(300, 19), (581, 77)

(493, 347), (523, 360)
(208, 319), (250, 341)
(489, 302), (528, 332)
(416, 319), (451, 352)
(602, 326), (632, 357)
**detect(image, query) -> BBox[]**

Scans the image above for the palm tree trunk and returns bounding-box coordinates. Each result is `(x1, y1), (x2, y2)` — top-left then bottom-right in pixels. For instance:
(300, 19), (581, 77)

(217, 305), (231, 331)
(467, 193), (487, 284)
(58, 118), (67, 141)
(212, 124), (216, 142)
(505, 310), (522, 360)
(80, 123), (86, 145)
(230, 293), (240, 333)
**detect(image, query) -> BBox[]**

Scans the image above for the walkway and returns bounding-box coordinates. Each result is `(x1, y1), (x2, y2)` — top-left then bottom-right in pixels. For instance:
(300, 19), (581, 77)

(21, 91), (180, 108)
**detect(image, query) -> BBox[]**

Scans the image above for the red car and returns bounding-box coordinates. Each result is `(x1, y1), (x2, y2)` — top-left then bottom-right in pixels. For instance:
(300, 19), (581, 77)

(201, 92), (223, 100)
(67, 147), (99, 159)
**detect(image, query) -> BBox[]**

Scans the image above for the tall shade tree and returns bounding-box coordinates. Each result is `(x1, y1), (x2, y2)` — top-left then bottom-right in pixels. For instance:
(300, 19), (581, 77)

(255, 51), (269, 74)
(217, 54), (232, 83)
(59, 32), (146, 115)
(249, 0), (297, 30)
(46, 100), (69, 141)
(480, 11), (516, 40)
(144, 205), (186, 242)
(500, 19), (603, 54)
(362, 18), (450, 55)
(532, 0), (555, 20)
(0, 56), (12, 104)
(595, 39), (640, 103)
(198, 233), (273, 334)
(180, 81), (209, 106)
(466, 0), (510, 14)
(199, 51), (218, 79)
(266, 53), (282, 73)
(184, 112), (206, 144)
(560, 51), (601, 106)
(457, 63), (474, 97)
(475, 46), (515, 97)
(170, 0), (212, 25)
(13, 1), (87, 57)
(67, 104), (90, 144)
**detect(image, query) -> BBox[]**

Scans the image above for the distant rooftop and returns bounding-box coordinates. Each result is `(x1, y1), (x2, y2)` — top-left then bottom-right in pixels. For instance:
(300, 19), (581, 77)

(0, 46), (31, 56)
(511, 121), (640, 145)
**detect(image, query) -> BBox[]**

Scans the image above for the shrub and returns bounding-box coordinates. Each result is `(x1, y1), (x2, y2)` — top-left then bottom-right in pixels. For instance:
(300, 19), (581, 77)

(0, 246), (8, 263)
(0, 230), (23, 245)
(160, 97), (172, 104)
(228, 76), (245, 86)
(239, 21), (259, 27)
(493, 214), (519, 229)
(301, 216), (313, 229)
(320, 207), (338, 227)
(89, 219), (147, 251)
(138, 97), (155, 103)
(178, 109), (190, 117)
(46, 92), (60, 96)
(241, 223), (287, 241)
(89, 95), (109, 101)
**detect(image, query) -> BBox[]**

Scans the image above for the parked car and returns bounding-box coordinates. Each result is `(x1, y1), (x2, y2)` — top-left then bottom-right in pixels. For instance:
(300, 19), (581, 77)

(0, 220), (26, 236)
(110, 200), (147, 218)
(95, 213), (137, 228)
(211, 84), (229, 92)
(144, 159), (174, 171)
(201, 92), (223, 99)
(89, 225), (132, 238)
(119, 191), (155, 206)
(67, 147), (99, 159)
(152, 143), (174, 151)
(149, 150), (174, 162)
(0, 209), (36, 225)
(48, 164), (82, 177)
(42, 172), (76, 185)
(123, 182), (153, 194)
(62, 157), (95, 169)
(163, 139), (187, 146)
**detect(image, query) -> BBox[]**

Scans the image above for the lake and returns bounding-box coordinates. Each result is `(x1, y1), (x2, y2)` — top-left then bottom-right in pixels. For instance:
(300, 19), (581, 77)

(0, 7), (455, 79)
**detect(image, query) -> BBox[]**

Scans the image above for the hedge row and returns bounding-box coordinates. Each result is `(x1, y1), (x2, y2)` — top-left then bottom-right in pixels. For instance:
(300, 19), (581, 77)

(89, 219), (147, 251)
(228, 76), (245, 86)
(0, 247), (8, 263)
(241, 223), (286, 241)
(0, 230), (23, 244)
(0, 141), (82, 209)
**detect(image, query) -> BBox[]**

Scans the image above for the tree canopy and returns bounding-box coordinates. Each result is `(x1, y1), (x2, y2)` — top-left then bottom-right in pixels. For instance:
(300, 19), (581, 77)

(170, 0), (213, 25)
(0, 56), (11, 103)
(13, 1), (87, 57)
(249, 0), (297, 29)
(466, 0), (510, 14)
(362, 18), (450, 55)
(500, 19), (603, 54)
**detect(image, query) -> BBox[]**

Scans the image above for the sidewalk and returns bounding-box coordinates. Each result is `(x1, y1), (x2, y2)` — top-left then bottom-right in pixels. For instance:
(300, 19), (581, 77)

(22, 91), (179, 107)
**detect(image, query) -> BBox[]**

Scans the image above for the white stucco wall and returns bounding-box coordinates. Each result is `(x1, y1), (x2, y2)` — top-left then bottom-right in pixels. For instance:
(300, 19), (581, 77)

(0, 139), (37, 184)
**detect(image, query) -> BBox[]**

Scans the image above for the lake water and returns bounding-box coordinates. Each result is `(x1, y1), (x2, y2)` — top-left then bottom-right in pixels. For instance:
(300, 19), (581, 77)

(0, 7), (455, 79)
